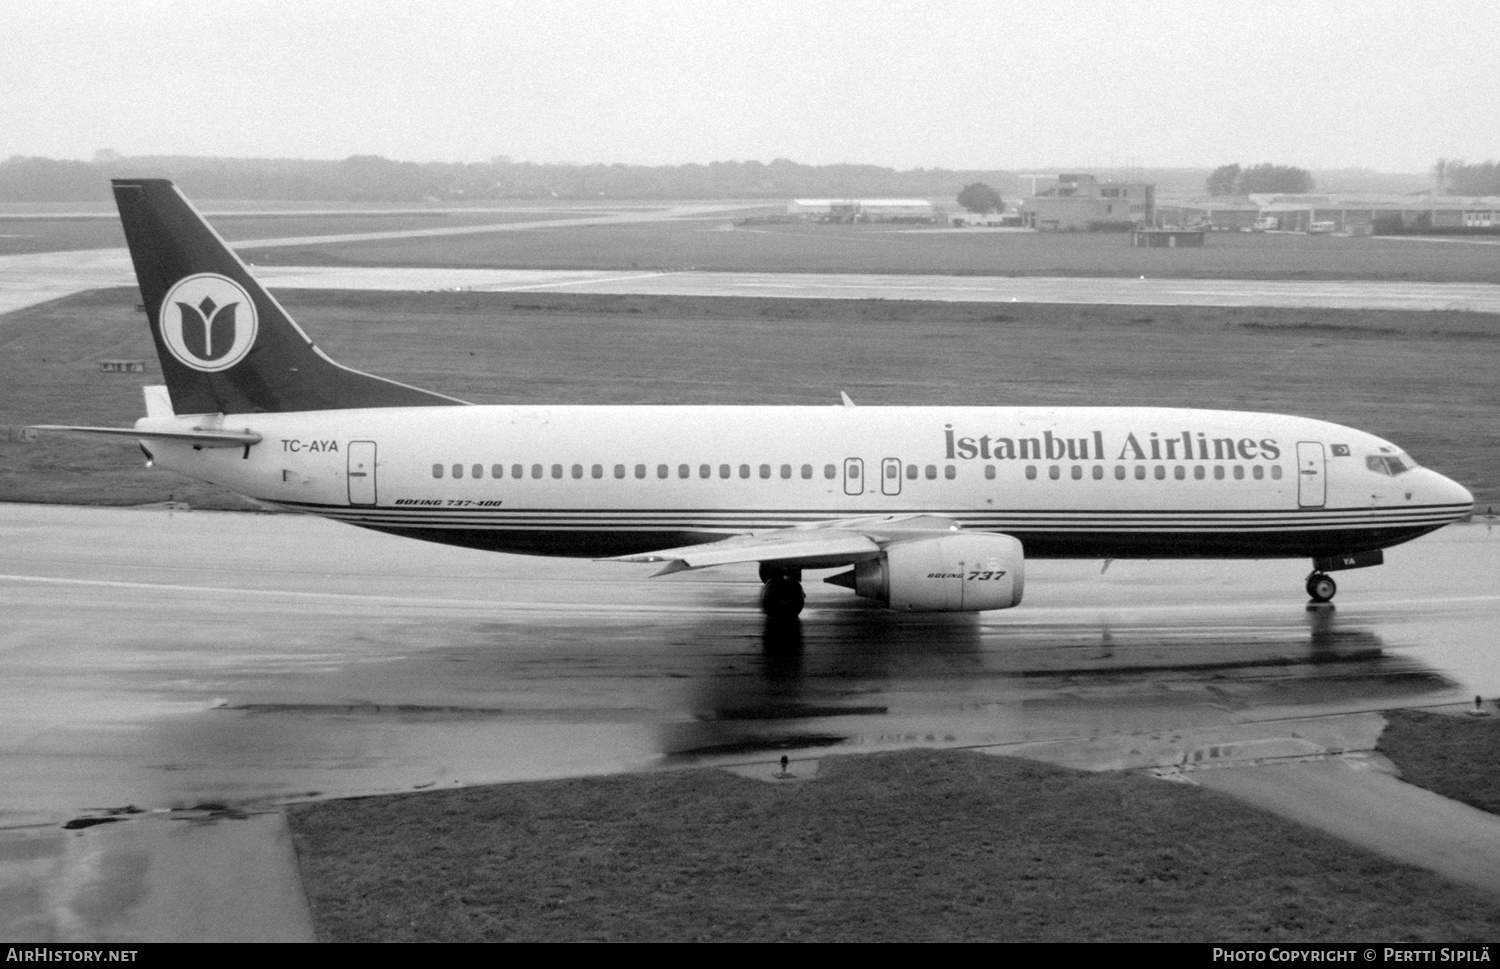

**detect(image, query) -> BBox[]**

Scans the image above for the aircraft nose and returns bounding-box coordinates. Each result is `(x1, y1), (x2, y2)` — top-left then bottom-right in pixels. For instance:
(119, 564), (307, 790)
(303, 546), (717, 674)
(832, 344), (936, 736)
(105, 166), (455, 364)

(1431, 470), (1474, 513)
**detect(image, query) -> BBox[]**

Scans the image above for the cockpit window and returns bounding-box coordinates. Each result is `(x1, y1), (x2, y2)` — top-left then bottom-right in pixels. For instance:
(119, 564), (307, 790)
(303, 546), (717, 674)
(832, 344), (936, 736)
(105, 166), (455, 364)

(1366, 454), (1413, 476)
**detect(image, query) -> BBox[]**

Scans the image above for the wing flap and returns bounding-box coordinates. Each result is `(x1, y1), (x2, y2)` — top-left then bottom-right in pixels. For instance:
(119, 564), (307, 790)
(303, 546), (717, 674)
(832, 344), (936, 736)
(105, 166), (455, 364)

(619, 532), (881, 573)
(607, 514), (966, 574)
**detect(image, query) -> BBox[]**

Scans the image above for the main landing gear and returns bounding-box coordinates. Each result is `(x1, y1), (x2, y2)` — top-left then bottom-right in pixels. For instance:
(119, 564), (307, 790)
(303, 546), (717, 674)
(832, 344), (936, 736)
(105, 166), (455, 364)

(1306, 571), (1337, 603)
(759, 563), (805, 619)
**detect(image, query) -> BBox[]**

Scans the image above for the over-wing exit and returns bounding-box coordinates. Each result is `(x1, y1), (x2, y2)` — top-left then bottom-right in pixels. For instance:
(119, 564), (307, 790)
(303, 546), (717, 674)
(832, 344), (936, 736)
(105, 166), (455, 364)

(32, 181), (1474, 618)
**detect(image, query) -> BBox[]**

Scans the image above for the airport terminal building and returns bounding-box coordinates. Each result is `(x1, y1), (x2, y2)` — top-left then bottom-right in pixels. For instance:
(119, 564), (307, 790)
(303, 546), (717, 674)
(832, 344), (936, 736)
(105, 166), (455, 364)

(1017, 174), (1155, 231)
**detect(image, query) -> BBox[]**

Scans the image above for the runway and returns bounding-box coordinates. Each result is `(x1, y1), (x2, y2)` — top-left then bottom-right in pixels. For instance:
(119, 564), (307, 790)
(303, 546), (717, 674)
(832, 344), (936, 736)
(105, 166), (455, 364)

(8, 251), (1500, 317)
(3, 502), (1497, 824)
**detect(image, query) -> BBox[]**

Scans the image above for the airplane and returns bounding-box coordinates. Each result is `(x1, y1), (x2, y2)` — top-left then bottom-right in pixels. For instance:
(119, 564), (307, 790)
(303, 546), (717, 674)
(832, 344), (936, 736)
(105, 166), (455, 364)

(30, 179), (1475, 618)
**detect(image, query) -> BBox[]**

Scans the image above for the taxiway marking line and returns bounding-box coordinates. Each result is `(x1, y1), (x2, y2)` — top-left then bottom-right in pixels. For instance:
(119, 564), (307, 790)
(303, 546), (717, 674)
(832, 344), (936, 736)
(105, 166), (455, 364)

(489, 270), (675, 292)
(0, 572), (742, 616)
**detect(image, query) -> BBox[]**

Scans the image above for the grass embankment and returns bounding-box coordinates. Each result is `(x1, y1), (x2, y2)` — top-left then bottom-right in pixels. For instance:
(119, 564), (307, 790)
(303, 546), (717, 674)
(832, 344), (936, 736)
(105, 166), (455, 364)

(1378, 709), (1500, 815)
(248, 219), (1500, 283)
(3, 288), (1496, 507)
(286, 748), (1500, 942)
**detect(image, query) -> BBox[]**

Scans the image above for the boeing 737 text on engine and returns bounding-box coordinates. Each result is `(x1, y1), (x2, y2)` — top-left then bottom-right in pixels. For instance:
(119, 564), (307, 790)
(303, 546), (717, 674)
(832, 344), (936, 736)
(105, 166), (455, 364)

(31, 181), (1475, 618)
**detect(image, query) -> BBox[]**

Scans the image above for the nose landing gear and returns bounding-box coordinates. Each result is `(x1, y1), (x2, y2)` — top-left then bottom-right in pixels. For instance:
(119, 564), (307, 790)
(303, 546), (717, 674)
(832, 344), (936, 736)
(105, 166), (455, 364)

(1306, 572), (1337, 603)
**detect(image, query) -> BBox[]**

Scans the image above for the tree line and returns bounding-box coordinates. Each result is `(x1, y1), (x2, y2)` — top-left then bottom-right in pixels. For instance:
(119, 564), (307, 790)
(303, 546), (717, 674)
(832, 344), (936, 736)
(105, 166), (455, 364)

(0, 153), (1030, 204)
(1432, 160), (1500, 196)
(1205, 163), (1314, 196)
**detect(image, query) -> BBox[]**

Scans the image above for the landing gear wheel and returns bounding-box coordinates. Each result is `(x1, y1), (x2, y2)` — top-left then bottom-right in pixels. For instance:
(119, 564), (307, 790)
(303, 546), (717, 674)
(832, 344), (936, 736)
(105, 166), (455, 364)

(1306, 572), (1337, 603)
(761, 576), (806, 619)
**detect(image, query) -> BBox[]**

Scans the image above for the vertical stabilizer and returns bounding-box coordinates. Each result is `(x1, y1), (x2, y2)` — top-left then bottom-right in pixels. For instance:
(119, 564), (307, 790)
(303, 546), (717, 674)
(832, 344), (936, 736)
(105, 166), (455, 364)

(112, 179), (465, 414)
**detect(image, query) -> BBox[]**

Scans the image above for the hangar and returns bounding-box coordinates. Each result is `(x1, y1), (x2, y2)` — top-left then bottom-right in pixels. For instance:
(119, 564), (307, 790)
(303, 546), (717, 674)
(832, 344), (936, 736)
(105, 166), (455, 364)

(1157, 193), (1500, 234)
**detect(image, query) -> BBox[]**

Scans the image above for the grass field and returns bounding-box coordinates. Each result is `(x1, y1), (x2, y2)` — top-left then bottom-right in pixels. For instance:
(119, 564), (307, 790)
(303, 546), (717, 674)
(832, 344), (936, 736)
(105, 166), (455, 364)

(247, 219), (1500, 282)
(285, 746), (1500, 942)
(3, 288), (1496, 508)
(1378, 710), (1500, 816)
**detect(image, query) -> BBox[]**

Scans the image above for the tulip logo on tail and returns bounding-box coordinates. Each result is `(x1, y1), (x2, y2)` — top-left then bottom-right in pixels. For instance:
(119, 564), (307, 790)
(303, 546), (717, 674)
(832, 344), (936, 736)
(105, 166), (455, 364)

(159, 274), (259, 372)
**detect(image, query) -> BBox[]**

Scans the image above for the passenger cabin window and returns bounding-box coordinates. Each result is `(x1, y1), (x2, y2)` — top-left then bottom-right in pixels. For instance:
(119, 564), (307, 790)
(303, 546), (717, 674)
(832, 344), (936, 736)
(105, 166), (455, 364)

(551, 464), (563, 479)
(1253, 466), (1264, 480)
(657, 464), (669, 479)
(432, 463), (443, 479)
(532, 464), (543, 479)
(759, 464), (771, 479)
(472, 464), (483, 480)
(513, 464), (524, 479)
(593, 464), (604, 479)
(635, 464), (647, 479)
(614, 464), (626, 479)
(571, 464), (583, 479)
(720, 464), (731, 479)
(452, 464), (464, 479)
(824, 465), (837, 480)
(985, 465), (996, 480)
(801, 464), (813, 480)
(1025, 466), (1037, 480)
(780, 464), (792, 480)
(491, 464), (503, 479)
(945, 465), (956, 480)
(740, 465), (751, 479)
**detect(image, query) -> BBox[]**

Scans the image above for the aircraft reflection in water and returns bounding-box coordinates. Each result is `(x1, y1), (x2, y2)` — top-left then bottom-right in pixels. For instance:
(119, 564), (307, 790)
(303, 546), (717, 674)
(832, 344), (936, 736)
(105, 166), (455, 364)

(654, 604), (1453, 764)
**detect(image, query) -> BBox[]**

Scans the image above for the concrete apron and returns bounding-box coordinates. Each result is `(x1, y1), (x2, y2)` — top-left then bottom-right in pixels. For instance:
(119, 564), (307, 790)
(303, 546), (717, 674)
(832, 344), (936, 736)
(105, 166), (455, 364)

(0, 811), (315, 943)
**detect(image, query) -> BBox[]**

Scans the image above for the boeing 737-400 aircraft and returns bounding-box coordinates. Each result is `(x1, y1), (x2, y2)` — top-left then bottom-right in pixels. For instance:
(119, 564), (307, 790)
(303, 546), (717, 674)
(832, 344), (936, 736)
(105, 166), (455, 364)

(32, 180), (1475, 618)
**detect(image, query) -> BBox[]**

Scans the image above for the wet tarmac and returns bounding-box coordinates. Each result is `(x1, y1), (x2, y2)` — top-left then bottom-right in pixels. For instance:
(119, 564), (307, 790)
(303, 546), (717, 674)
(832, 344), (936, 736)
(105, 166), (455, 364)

(2, 503), (1496, 826)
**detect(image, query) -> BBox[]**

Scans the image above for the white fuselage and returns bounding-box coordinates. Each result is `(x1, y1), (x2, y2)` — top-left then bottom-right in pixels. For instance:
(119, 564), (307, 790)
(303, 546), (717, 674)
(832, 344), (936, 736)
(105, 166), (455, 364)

(136, 404), (1474, 561)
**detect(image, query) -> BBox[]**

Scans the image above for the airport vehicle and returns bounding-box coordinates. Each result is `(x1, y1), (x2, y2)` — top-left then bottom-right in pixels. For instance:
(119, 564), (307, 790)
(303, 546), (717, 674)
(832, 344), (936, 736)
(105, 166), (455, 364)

(33, 180), (1475, 618)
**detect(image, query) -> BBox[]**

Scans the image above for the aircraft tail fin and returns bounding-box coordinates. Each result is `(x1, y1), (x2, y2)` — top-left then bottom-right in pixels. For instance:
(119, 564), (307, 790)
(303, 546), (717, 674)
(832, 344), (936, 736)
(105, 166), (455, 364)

(111, 179), (466, 415)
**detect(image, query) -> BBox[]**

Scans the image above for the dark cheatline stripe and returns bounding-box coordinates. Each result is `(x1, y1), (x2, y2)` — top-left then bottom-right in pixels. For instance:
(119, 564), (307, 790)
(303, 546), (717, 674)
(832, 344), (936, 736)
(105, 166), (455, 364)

(266, 499), (1467, 560)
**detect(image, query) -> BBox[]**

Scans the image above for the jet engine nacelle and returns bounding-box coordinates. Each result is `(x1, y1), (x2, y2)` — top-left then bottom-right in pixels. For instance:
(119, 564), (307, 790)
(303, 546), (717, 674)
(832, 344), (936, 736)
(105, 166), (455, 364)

(841, 533), (1025, 612)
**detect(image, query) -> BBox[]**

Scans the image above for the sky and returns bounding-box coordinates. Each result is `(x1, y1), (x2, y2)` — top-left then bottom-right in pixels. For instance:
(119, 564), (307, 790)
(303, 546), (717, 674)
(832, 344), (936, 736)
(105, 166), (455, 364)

(3, 0), (1495, 173)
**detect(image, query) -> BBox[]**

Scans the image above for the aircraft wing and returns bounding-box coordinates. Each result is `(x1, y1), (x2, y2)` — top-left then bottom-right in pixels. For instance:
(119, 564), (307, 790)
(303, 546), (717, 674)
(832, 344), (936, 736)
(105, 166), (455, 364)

(606, 514), (964, 575)
(27, 425), (262, 448)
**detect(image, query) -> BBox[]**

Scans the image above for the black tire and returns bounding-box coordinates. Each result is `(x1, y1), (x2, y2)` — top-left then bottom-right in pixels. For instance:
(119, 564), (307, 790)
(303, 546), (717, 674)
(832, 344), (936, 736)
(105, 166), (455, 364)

(1306, 573), (1337, 603)
(761, 577), (806, 618)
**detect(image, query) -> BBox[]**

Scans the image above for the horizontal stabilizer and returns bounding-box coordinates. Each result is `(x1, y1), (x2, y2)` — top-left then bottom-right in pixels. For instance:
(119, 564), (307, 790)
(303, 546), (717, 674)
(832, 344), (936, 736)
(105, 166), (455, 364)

(27, 425), (262, 448)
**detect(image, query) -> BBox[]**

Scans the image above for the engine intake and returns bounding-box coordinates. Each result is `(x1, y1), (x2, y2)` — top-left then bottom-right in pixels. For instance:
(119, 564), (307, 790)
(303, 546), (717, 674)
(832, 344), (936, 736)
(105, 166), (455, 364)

(827, 533), (1024, 612)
